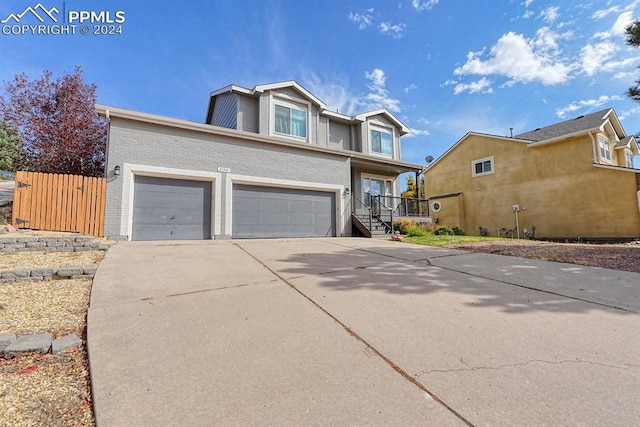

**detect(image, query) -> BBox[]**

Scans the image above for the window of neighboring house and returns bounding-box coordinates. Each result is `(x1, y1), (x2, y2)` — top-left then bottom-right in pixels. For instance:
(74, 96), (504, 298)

(275, 103), (307, 138)
(598, 135), (611, 161)
(472, 156), (494, 177)
(626, 151), (635, 168)
(370, 128), (393, 156)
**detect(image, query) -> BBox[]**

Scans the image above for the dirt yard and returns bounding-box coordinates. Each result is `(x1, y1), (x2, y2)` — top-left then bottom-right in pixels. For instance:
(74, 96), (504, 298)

(449, 239), (640, 273)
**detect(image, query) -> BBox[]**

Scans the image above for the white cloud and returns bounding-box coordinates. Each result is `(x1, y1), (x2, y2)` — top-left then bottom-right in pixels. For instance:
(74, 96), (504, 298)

(618, 106), (640, 121)
(541, 6), (559, 23)
(348, 9), (374, 29)
(378, 22), (406, 38)
(364, 68), (401, 112)
(592, 10), (634, 39)
(302, 69), (402, 115)
(411, 0), (439, 11)
(580, 41), (619, 75)
(593, 6), (621, 20)
(404, 83), (417, 93)
(555, 95), (622, 118)
(404, 128), (431, 138)
(454, 30), (574, 85)
(523, 0), (534, 7)
(453, 77), (494, 94)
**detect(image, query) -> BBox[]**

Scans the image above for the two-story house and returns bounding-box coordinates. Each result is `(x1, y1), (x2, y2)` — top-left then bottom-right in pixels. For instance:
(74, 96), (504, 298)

(423, 108), (640, 240)
(99, 81), (423, 240)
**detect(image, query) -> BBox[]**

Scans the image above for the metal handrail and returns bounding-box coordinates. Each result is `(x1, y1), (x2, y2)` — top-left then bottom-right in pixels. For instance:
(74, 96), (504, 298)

(351, 194), (373, 232)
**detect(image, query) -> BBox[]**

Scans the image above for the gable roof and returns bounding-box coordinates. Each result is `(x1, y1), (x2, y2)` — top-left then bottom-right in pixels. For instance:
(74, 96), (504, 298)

(208, 81), (409, 135)
(514, 108), (622, 142)
(426, 107), (638, 172)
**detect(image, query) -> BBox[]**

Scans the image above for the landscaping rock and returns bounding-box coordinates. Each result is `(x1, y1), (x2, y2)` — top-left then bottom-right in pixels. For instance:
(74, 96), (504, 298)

(52, 334), (82, 354)
(1, 269), (31, 280)
(82, 265), (98, 276)
(4, 333), (52, 354)
(30, 268), (56, 278)
(56, 266), (84, 277)
(0, 333), (16, 352)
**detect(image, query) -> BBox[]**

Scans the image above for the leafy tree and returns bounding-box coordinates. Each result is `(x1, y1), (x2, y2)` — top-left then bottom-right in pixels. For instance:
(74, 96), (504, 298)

(625, 21), (640, 102)
(0, 66), (106, 177)
(0, 121), (20, 172)
(402, 174), (425, 198)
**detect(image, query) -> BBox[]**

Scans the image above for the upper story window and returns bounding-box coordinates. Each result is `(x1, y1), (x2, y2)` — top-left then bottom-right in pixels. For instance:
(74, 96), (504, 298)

(371, 128), (392, 156)
(472, 156), (494, 177)
(626, 151), (634, 168)
(274, 103), (307, 138)
(598, 135), (611, 161)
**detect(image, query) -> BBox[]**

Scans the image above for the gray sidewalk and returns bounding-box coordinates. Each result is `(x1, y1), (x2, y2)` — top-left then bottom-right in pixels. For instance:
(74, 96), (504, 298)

(88, 238), (640, 426)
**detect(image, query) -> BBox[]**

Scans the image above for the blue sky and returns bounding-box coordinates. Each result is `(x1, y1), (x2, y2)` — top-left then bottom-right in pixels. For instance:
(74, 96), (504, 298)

(2, 0), (640, 167)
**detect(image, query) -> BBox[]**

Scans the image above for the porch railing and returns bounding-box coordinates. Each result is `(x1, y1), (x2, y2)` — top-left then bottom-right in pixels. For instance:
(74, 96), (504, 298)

(351, 194), (431, 236)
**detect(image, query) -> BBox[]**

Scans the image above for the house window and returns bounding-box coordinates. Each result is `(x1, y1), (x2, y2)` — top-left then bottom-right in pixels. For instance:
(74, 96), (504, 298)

(598, 135), (611, 161)
(275, 104), (307, 138)
(371, 128), (392, 156)
(363, 177), (392, 207)
(472, 156), (494, 177)
(626, 151), (634, 168)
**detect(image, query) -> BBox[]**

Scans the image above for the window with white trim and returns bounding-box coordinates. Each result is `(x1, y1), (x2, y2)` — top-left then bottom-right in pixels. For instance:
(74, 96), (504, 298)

(370, 128), (393, 156)
(598, 135), (611, 161)
(274, 102), (307, 138)
(626, 151), (634, 168)
(472, 156), (494, 177)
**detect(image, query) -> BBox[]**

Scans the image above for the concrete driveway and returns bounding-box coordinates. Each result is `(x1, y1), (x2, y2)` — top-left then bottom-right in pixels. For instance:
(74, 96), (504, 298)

(88, 238), (640, 426)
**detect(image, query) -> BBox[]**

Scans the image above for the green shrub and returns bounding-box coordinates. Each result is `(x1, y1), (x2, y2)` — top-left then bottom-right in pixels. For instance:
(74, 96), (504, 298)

(406, 226), (430, 237)
(434, 225), (465, 236)
(394, 219), (417, 235)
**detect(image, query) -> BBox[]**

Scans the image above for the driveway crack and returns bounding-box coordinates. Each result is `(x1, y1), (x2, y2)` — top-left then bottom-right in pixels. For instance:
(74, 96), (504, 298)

(414, 358), (640, 377)
(232, 241), (474, 427)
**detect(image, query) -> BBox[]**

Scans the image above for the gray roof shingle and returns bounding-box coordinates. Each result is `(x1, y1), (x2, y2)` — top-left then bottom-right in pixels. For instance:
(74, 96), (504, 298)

(514, 108), (612, 142)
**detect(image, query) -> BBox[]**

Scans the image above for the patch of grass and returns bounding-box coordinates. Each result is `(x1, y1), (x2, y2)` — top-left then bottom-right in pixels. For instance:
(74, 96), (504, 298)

(405, 234), (508, 247)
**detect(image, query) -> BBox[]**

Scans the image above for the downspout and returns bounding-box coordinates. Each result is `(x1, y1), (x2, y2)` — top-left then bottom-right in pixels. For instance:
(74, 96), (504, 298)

(588, 131), (598, 164)
(104, 109), (111, 179)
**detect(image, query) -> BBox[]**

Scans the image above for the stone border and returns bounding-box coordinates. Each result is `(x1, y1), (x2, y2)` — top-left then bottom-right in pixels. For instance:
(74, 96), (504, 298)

(0, 264), (98, 283)
(0, 236), (111, 253)
(1, 332), (83, 358)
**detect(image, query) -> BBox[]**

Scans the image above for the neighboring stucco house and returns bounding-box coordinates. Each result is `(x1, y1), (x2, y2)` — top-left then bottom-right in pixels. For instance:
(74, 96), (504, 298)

(98, 81), (423, 240)
(424, 108), (640, 240)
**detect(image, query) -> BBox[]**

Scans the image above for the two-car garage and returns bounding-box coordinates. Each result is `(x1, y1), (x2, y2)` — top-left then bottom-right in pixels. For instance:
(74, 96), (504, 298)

(131, 176), (336, 240)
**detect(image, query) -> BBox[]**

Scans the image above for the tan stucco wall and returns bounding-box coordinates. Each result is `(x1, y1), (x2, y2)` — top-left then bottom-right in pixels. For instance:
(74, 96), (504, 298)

(425, 133), (640, 238)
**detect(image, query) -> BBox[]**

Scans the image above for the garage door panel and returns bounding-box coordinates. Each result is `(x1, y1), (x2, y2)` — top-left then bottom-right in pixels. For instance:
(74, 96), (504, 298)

(133, 176), (212, 241)
(233, 185), (335, 238)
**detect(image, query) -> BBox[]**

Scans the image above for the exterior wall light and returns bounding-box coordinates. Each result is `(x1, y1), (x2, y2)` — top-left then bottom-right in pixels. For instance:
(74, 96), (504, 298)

(114, 165), (121, 176)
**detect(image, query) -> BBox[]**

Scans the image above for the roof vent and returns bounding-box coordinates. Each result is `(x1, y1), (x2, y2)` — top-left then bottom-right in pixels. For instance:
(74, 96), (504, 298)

(575, 115), (584, 120)
(534, 127), (541, 131)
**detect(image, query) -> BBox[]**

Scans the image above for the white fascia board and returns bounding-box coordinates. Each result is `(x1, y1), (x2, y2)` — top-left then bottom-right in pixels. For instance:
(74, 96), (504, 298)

(593, 163), (640, 173)
(209, 84), (253, 98)
(322, 109), (359, 123)
(253, 81), (327, 109)
(355, 109), (409, 135)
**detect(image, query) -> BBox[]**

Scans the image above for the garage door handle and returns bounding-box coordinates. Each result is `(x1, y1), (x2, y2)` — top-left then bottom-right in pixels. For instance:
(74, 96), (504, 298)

(170, 214), (175, 220)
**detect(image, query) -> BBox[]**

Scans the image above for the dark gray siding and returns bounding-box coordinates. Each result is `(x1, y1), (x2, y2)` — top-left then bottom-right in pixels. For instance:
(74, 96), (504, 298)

(211, 93), (237, 129)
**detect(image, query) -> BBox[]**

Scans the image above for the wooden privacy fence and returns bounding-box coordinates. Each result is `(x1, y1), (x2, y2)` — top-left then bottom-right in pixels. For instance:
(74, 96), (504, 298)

(12, 171), (106, 237)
